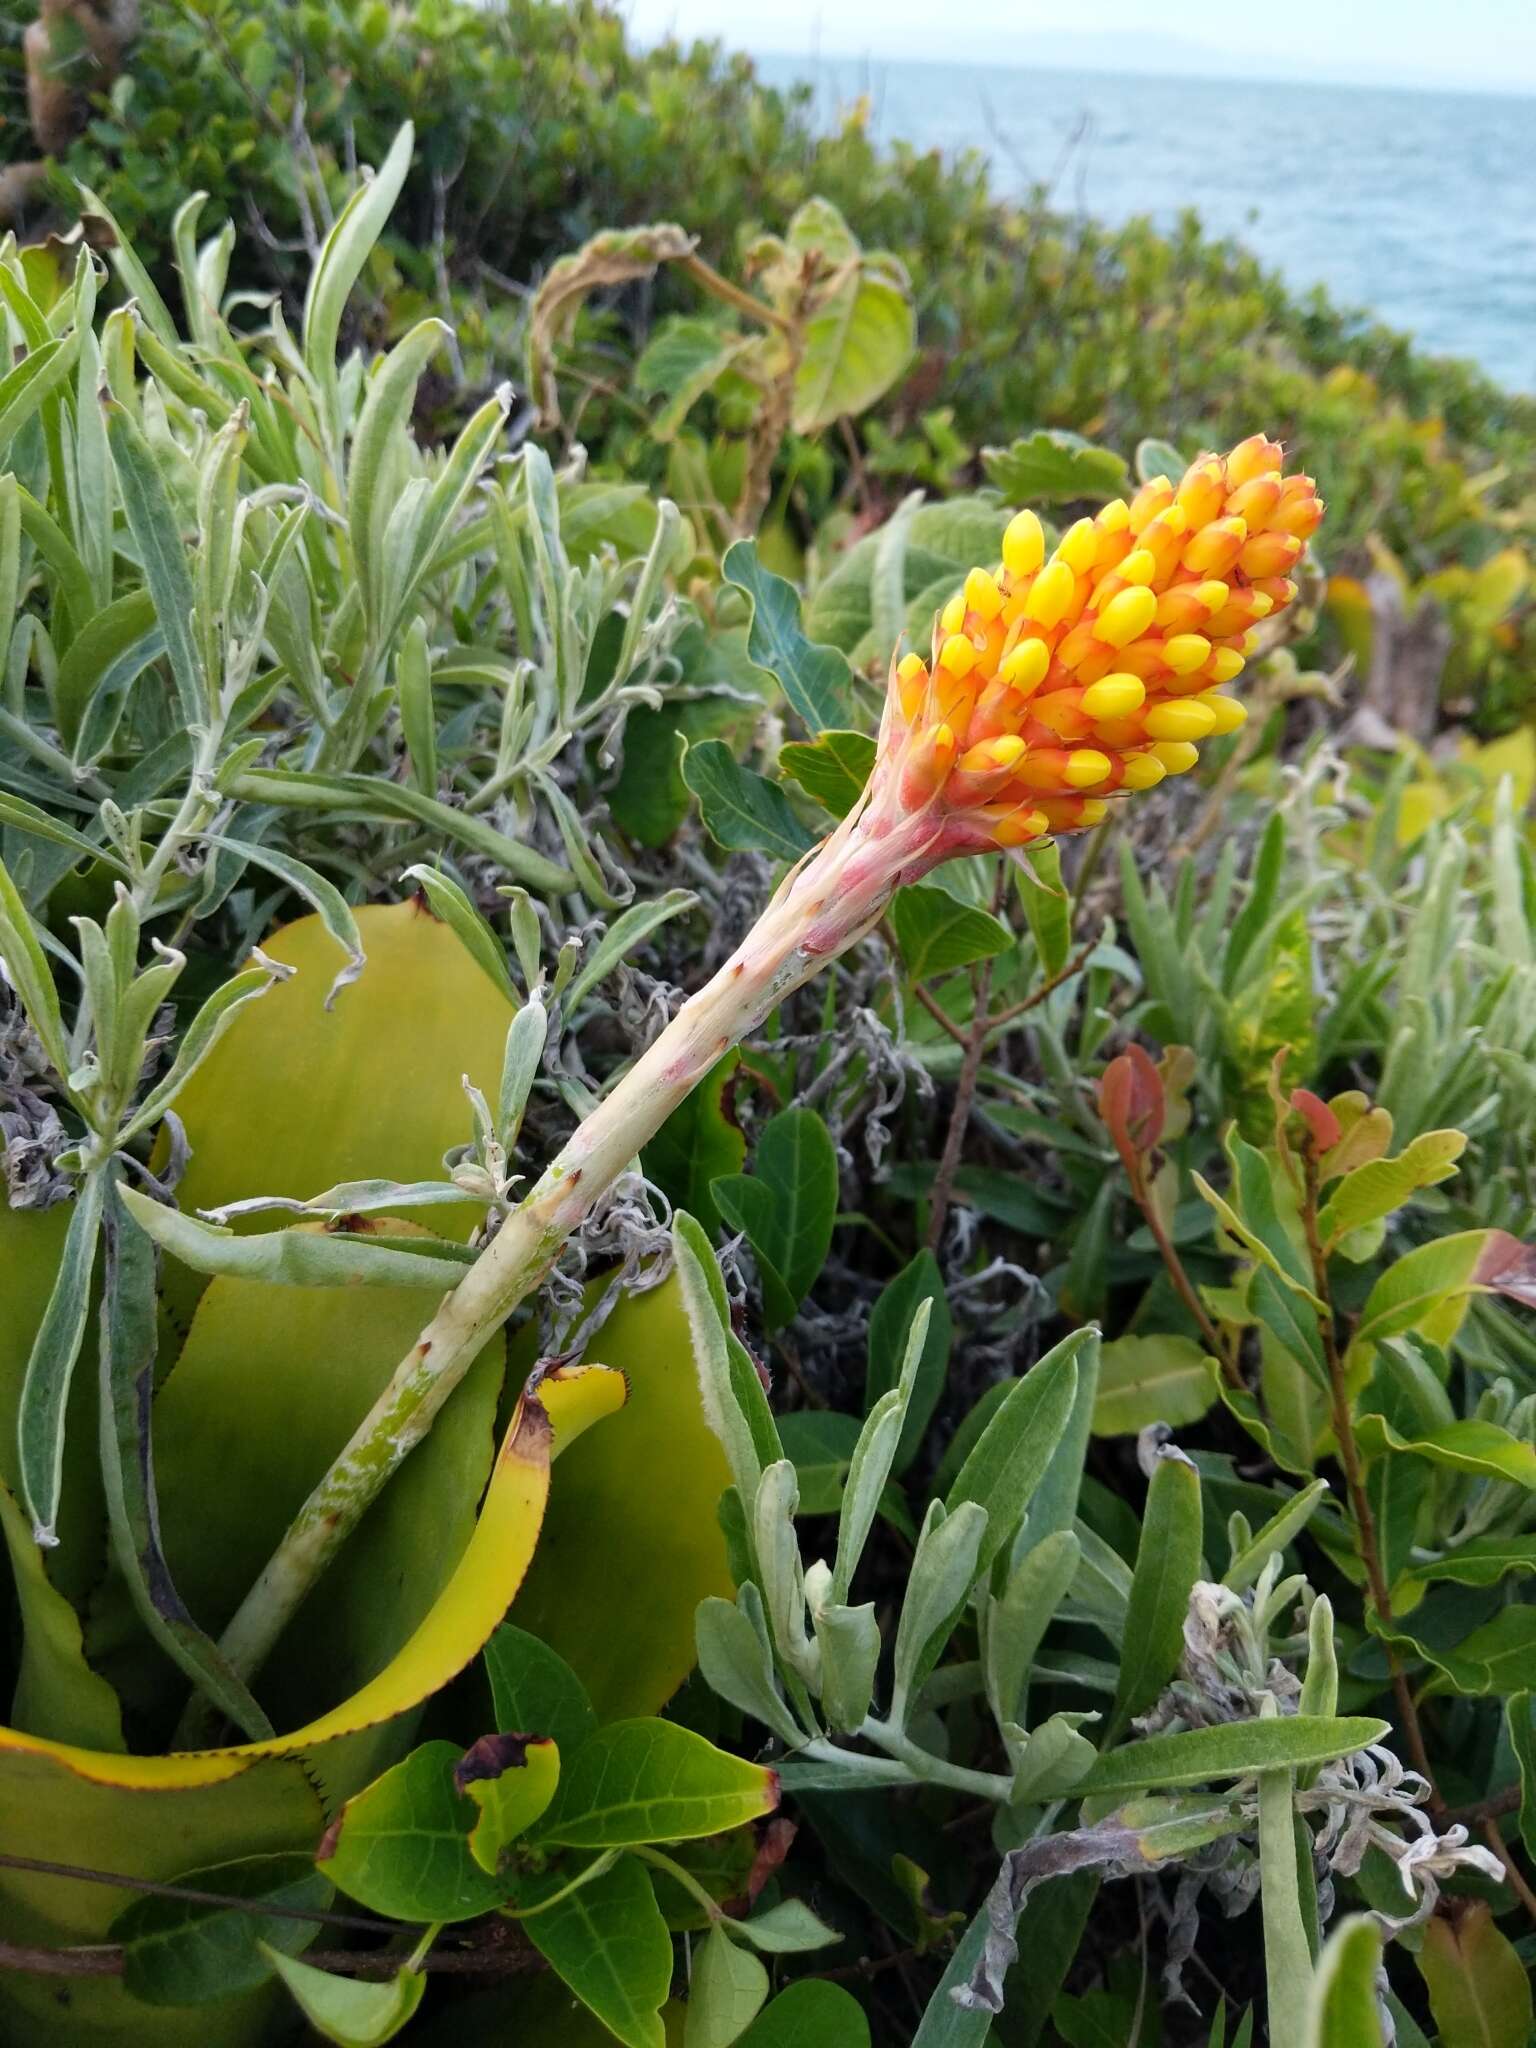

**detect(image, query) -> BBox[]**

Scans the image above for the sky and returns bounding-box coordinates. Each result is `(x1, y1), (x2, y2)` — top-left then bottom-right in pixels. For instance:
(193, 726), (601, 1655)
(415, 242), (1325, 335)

(619, 0), (1536, 96)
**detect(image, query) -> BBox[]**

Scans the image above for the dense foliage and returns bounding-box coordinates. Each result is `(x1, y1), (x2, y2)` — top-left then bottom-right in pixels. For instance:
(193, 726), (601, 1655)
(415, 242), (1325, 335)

(1, 9), (1535, 2048)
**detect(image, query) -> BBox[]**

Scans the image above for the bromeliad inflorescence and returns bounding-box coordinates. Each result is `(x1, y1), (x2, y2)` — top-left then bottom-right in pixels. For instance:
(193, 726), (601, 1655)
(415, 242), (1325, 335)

(210, 434), (1324, 1691)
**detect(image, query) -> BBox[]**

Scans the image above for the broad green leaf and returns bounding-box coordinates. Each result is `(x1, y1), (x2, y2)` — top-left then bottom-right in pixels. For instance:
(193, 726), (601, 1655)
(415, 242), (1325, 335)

(1407, 1603), (1536, 1697)
(684, 1921), (769, 2048)
(1412, 1537), (1536, 1589)
(1110, 1452), (1203, 1736)
(793, 256), (914, 434)
(981, 430), (1129, 505)
(1304, 1917), (1386, 2048)
(1077, 1716), (1388, 1796)
(634, 315), (753, 440)
(1014, 838), (1074, 978)
(533, 1719), (777, 1847)
(739, 1982), (871, 2047)
(1092, 1334), (1221, 1438)
(683, 737), (817, 860)
(728, 1900), (842, 1953)
(865, 1250), (952, 1473)
(1136, 438), (1186, 484)
(459, 1732), (561, 1874)
(1418, 1902), (1532, 2048)
(778, 730), (876, 817)
(168, 900), (515, 1263)
(112, 1852), (329, 2006)
(643, 1052), (746, 1238)
(484, 1624), (598, 1759)
(1318, 1129), (1466, 1250)
(511, 1268), (736, 1719)
(1349, 1228), (1502, 1360)
(263, 1946), (425, 2048)
(524, 1854), (672, 2048)
(722, 539), (853, 731)
(712, 1107), (838, 1332)
(888, 884), (1013, 981)
(945, 1331), (1085, 1575)
(1354, 1414), (1536, 1488)
(318, 1740), (509, 1920)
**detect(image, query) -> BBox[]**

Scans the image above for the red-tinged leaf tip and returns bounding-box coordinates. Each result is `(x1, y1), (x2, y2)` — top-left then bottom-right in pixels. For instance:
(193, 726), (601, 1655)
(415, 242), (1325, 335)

(744, 1817), (798, 1905)
(1473, 1230), (1536, 1309)
(1290, 1088), (1342, 1155)
(1099, 1044), (1165, 1173)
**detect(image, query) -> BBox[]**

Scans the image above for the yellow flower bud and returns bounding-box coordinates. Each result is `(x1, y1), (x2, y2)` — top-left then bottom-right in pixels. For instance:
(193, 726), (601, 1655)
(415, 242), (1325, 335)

(959, 733), (1026, 773)
(1093, 585), (1158, 648)
(1145, 700), (1217, 742)
(939, 633), (978, 679)
(1207, 648), (1246, 684)
(993, 806), (1049, 847)
(1201, 693), (1248, 735)
(1023, 559), (1078, 627)
(1064, 748), (1112, 788)
(1080, 674), (1146, 720)
(940, 592), (967, 636)
(1117, 548), (1157, 587)
(1164, 633), (1213, 675)
(896, 652), (929, 721)
(1000, 637), (1050, 693)
(1056, 519), (1100, 574)
(1002, 509), (1045, 577)
(1077, 798), (1109, 826)
(1151, 740), (1201, 774)
(964, 567), (1004, 622)
(1120, 753), (1167, 791)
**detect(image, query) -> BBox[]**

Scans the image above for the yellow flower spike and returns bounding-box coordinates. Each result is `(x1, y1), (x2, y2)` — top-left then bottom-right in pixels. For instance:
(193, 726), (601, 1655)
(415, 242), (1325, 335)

(938, 633), (978, 679)
(1145, 699), (1217, 742)
(992, 806), (1050, 847)
(941, 593), (969, 637)
(1201, 693), (1248, 735)
(1056, 519), (1101, 574)
(1163, 633), (1213, 675)
(1093, 585), (1158, 649)
(1120, 752), (1167, 791)
(1207, 648), (1246, 684)
(1002, 508), (1045, 578)
(1151, 739), (1201, 774)
(1022, 559), (1078, 627)
(1064, 748), (1113, 788)
(964, 567), (1005, 622)
(1117, 548), (1157, 587)
(999, 637), (1051, 694)
(1080, 674), (1146, 720)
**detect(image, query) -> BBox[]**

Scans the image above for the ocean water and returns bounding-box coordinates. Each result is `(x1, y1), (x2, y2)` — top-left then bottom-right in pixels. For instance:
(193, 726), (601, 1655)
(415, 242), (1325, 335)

(753, 55), (1536, 394)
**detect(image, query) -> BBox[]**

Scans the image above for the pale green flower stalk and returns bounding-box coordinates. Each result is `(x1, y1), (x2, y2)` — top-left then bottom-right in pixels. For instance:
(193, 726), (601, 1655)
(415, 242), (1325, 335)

(213, 434), (1322, 1692)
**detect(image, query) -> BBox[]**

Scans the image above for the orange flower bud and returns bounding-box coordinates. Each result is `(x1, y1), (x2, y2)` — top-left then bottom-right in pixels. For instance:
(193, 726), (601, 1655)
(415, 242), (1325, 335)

(1128, 477), (1174, 533)
(1225, 433), (1285, 488)
(1176, 458), (1226, 529)
(1225, 474), (1283, 527)
(1181, 517), (1247, 577)
(1238, 531), (1304, 579)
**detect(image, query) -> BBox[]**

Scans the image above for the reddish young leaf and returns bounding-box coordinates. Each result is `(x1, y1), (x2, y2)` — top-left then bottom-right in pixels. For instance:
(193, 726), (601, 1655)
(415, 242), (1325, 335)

(1290, 1088), (1343, 1156)
(1098, 1045), (1165, 1177)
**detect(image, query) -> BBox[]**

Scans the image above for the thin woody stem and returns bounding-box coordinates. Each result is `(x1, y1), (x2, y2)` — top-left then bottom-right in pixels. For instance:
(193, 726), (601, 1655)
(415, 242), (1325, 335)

(1129, 1159), (1239, 1384)
(680, 252), (794, 333)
